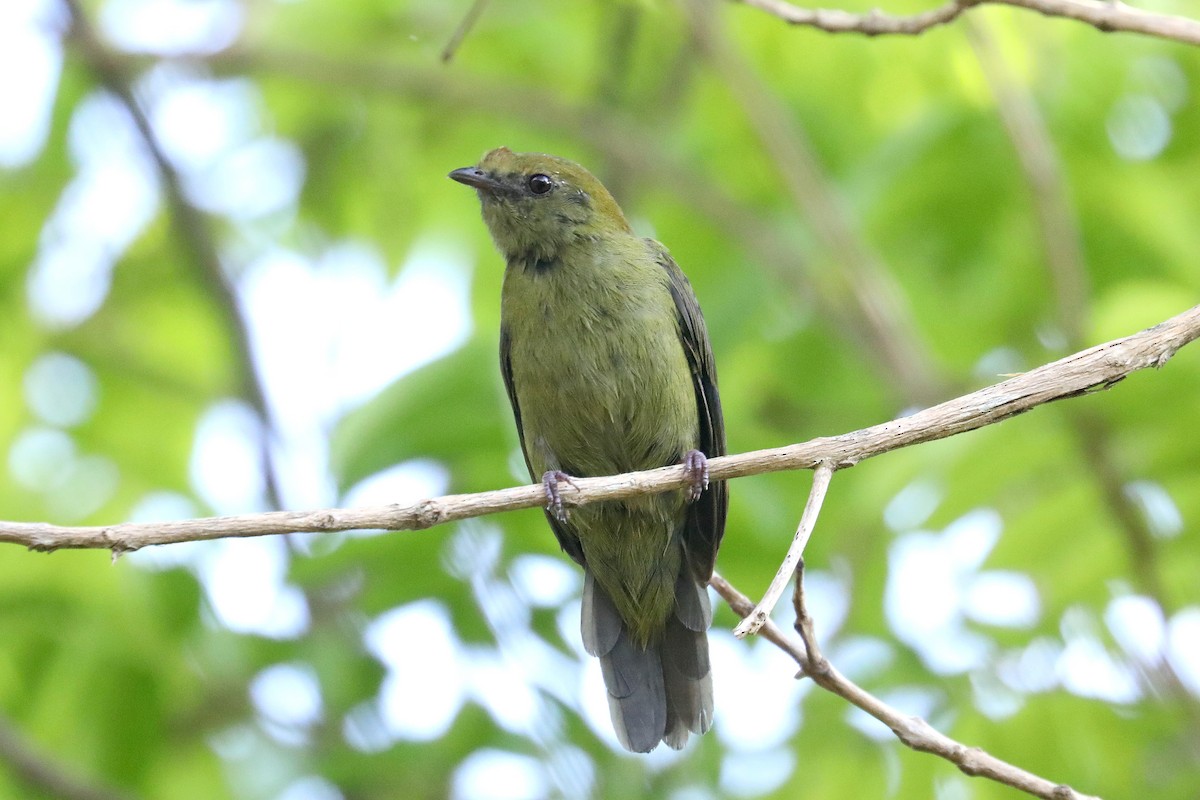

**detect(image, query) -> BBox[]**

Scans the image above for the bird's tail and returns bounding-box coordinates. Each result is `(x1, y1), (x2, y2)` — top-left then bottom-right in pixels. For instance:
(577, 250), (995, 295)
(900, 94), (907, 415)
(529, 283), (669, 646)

(582, 569), (714, 752)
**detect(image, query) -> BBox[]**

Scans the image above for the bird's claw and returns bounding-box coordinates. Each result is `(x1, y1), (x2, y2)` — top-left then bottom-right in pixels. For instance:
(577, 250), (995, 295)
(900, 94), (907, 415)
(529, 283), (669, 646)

(682, 449), (709, 502)
(542, 470), (577, 523)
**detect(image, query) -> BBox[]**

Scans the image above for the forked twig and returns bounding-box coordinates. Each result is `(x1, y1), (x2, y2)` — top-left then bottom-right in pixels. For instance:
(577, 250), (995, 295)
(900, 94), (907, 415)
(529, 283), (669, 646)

(733, 463), (834, 636)
(711, 572), (1102, 800)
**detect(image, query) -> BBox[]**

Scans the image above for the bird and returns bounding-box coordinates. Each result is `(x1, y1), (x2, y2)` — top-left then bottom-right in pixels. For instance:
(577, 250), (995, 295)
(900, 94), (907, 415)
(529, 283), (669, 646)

(450, 148), (727, 753)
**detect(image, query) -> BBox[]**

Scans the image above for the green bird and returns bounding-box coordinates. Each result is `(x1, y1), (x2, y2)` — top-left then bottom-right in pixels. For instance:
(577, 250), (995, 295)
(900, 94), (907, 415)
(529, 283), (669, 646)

(450, 148), (727, 753)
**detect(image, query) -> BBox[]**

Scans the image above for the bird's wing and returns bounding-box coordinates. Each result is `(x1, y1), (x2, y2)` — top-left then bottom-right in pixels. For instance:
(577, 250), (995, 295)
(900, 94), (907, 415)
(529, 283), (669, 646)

(648, 240), (728, 582)
(499, 324), (587, 567)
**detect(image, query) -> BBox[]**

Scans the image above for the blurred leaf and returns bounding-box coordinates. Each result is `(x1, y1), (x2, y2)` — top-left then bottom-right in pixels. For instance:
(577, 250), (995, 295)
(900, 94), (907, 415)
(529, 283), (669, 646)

(331, 336), (510, 493)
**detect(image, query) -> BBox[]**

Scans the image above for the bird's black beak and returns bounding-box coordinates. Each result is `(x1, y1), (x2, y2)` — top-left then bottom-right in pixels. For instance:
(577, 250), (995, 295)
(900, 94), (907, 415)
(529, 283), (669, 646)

(449, 166), (506, 194)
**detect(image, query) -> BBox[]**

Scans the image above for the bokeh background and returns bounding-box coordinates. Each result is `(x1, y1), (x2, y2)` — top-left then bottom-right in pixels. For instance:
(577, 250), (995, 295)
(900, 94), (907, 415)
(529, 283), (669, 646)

(2, 0), (1199, 798)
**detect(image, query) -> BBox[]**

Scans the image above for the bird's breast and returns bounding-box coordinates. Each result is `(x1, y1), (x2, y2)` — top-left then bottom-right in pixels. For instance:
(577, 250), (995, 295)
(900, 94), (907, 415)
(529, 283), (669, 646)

(502, 253), (698, 479)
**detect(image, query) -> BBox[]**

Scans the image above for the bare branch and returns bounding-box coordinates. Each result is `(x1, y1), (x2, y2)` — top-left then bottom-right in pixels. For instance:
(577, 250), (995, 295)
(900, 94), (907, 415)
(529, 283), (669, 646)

(1001, 0), (1200, 44)
(1, 304), (1196, 552)
(733, 0), (1200, 47)
(712, 572), (813, 664)
(791, 558), (826, 677)
(710, 572), (1102, 800)
(733, 464), (834, 636)
(734, 0), (978, 36)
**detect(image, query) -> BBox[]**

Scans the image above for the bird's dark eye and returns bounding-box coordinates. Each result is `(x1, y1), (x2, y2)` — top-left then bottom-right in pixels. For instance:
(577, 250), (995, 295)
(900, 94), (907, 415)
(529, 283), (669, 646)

(528, 174), (553, 195)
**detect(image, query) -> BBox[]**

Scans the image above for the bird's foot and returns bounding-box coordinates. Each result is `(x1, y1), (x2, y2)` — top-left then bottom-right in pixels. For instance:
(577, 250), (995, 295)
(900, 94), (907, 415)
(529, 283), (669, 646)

(681, 449), (709, 502)
(541, 470), (577, 523)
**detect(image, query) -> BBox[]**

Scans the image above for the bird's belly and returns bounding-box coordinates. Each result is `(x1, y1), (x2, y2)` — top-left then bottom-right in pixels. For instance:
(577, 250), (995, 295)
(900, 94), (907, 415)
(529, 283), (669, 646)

(511, 319), (693, 631)
(509, 310), (697, 480)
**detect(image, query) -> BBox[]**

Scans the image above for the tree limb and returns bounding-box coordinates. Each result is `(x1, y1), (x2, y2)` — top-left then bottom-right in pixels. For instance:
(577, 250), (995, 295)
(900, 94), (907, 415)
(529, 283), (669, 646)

(708, 572), (1101, 800)
(733, 0), (1200, 47)
(1, 304), (1196, 552)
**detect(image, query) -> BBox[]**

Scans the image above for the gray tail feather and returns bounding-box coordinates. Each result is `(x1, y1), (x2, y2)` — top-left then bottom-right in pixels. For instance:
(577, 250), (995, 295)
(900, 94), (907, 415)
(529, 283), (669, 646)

(662, 574), (714, 748)
(583, 570), (714, 753)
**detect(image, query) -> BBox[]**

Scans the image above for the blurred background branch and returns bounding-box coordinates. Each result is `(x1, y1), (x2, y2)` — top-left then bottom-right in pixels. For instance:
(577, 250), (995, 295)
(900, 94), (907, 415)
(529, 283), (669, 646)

(64, 0), (286, 511)
(734, 0), (1200, 45)
(686, 0), (950, 405)
(0, 715), (135, 800)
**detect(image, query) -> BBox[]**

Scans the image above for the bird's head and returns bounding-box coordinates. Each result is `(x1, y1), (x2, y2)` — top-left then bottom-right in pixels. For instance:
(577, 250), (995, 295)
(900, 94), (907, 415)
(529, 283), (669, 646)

(449, 147), (632, 263)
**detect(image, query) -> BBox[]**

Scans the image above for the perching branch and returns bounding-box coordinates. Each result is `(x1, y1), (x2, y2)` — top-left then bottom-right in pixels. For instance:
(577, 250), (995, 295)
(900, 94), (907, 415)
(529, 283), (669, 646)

(733, 0), (1200, 47)
(1, 304), (1197, 552)
(709, 571), (1101, 800)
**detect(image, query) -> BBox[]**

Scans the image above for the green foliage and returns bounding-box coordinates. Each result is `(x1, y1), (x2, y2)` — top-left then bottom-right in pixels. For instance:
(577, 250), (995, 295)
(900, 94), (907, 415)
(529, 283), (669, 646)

(1, 0), (1199, 798)
(332, 337), (509, 493)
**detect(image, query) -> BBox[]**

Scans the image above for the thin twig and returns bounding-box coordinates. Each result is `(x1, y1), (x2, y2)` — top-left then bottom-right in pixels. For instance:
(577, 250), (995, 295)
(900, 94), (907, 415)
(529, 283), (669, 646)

(733, 463), (834, 636)
(790, 557), (826, 677)
(2, 304), (1197, 552)
(710, 572), (1102, 800)
(733, 0), (1200, 47)
(441, 0), (492, 63)
(712, 572), (812, 664)
(1002, 0), (1200, 45)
